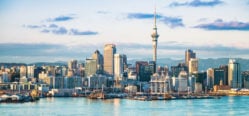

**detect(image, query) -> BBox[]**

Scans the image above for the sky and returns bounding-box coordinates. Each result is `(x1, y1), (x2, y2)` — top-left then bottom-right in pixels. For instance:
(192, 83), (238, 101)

(0, 0), (249, 63)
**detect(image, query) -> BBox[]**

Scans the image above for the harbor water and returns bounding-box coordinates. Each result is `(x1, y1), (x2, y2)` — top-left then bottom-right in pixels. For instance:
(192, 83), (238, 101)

(1, 96), (249, 116)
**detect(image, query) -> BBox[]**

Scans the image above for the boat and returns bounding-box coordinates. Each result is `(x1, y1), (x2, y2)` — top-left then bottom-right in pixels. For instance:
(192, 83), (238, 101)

(88, 90), (105, 99)
(133, 96), (151, 101)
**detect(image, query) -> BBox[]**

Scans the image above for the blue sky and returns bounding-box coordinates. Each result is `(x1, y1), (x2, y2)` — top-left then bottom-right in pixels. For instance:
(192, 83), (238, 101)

(0, 0), (249, 63)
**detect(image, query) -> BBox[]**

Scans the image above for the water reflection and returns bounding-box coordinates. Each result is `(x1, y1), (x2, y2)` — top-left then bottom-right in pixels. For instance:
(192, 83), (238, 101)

(113, 99), (120, 116)
(1, 96), (249, 116)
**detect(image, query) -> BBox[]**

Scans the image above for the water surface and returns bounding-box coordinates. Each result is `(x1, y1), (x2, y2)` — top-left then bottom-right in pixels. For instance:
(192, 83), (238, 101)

(1, 96), (249, 116)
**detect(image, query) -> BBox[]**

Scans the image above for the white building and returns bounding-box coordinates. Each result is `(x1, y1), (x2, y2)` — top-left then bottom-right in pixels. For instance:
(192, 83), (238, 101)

(150, 73), (170, 94)
(27, 65), (35, 78)
(114, 54), (124, 81)
(177, 71), (188, 92)
(20, 65), (27, 78)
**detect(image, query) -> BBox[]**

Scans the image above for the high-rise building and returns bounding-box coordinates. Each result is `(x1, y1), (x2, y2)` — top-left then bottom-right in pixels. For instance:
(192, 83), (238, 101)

(136, 61), (153, 82)
(27, 65), (35, 78)
(151, 7), (159, 69)
(213, 68), (225, 86)
(206, 68), (215, 89)
(195, 71), (207, 90)
(171, 63), (188, 77)
(122, 54), (128, 70)
(20, 65), (27, 78)
(185, 49), (196, 67)
(228, 59), (241, 88)
(114, 54), (124, 81)
(1, 72), (9, 82)
(47, 66), (56, 76)
(68, 59), (77, 76)
(136, 61), (148, 77)
(104, 44), (116, 76)
(34, 67), (45, 80)
(188, 58), (198, 74)
(68, 59), (77, 70)
(85, 59), (97, 77)
(188, 75), (196, 93)
(219, 65), (228, 85)
(242, 71), (249, 88)
(92, 50), (104, 74)
(178, 71), (188, 92)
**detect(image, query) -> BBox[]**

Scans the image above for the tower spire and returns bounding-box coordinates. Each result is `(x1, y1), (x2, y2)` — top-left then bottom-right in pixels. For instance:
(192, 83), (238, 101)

(151, 5), (159, 73)
(154, 5), (157, 28)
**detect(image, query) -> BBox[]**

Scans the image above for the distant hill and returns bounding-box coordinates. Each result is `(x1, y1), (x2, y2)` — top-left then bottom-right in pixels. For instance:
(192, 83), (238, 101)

(1, 58), (249, 71)
(128, 58), (249, 71)
(29, 61), (67, 67)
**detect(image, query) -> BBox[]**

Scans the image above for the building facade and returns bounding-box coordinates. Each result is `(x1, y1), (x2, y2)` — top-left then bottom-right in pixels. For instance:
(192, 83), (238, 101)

(228, 59), (241, 88)
(85, 59), (97, 77)
(114, 54), (124, 81)
(92, 50), (104, 74)
(104, 44), (116, 76)
(185, 49), (196, 67)
(188, 58), (198, 75)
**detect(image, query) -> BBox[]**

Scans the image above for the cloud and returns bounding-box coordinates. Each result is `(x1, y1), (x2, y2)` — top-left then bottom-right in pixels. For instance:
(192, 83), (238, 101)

(25, 25), (42, 29)
(97, 11), (109, 14)
(49, 24), (58, 28)
(24, 23), (99, 36)
(127, 13), (184, 28)
(70, 29), (98, 35)
(41, 29), (50, 33)
(169, 0), (224, 7)
(47, 15), (74, 22)
(23, 14), (99, 36)
(50, 27), (67, 35)
(127, 13), (163, 19)
(194, 19), (249, 31)
(161, 16), (184, 28)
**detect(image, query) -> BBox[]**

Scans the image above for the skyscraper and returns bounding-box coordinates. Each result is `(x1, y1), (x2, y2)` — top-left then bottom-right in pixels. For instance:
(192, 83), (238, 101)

(151, 7), (159, 68)
(185, 49), (196, 67)
(68, 59), (77, 70)
(27, 65), (35, 78)
(228, 59), (241, 88)
(92, 50), (104, 73)
(85, 59), (97, 77)
(68, 59), (77, 76)
(219, 65), (228, 85)
(104, 44), (116, 76)
(136, 61), (153, 82)
(206, 68), (214, 88)
(122, 54), (128, 70)
(20, 65), (27, 78)
(189, 58), (198, 75)
(114, 54), (124, 81)
(242, 71), (249, 88)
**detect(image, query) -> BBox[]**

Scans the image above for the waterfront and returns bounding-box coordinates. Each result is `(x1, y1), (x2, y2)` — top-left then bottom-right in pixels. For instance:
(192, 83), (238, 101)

(0, 96), (249, 116)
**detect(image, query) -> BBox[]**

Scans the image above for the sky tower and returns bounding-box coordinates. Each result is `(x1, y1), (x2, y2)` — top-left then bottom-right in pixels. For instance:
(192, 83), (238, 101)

(151, 7), (159, 67)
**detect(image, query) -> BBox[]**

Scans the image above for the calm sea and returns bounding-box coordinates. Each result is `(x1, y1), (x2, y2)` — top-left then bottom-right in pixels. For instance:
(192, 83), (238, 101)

(1, 96), (249, 116)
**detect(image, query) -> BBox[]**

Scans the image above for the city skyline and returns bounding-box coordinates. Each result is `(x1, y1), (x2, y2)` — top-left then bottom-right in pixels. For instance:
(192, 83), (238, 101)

(1, 0), (249, 63)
